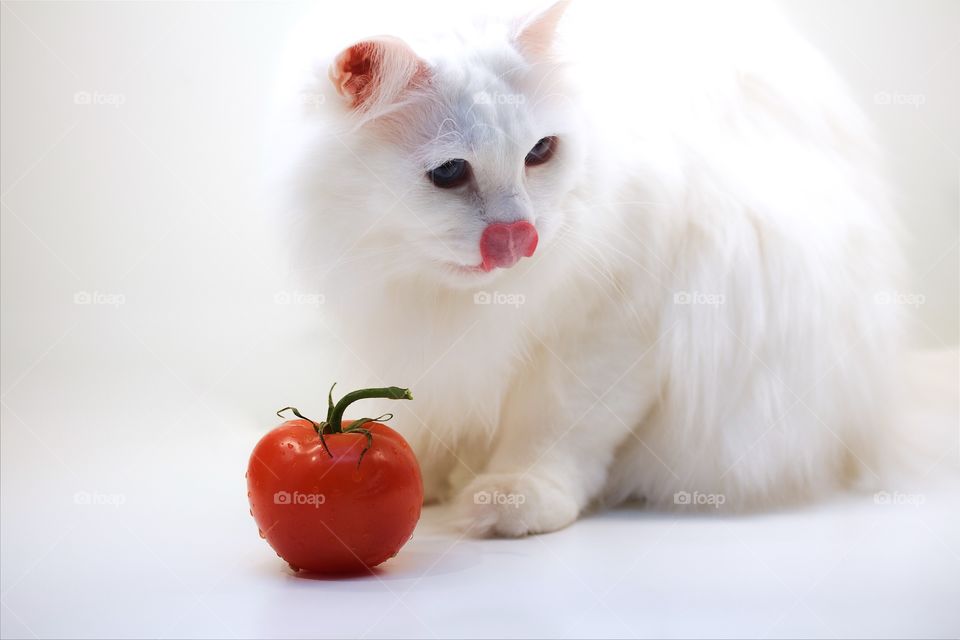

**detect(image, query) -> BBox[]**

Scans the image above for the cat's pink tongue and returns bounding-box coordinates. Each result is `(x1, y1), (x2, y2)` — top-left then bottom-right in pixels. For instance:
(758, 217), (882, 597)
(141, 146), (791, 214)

(479, 221), (538, 271)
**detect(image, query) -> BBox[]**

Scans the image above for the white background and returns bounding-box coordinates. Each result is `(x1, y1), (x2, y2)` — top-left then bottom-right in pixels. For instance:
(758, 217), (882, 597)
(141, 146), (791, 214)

(1, 1), (958, 638)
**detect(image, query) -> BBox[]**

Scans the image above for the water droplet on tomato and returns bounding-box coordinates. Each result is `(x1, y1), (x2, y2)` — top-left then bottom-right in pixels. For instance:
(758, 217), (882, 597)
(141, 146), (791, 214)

(288, 562), (300, 572)
(286, 443), (293, 449)
(258, 529), (265, 539)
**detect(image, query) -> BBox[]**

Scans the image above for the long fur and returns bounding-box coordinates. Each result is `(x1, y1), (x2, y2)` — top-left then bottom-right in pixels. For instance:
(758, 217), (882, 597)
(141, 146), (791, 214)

(268, 1), (909, 536)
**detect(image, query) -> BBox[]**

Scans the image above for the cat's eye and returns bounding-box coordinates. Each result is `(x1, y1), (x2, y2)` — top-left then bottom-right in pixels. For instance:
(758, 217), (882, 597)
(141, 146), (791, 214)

(525, 136), (557, 166)
(427, 159), (470, 188)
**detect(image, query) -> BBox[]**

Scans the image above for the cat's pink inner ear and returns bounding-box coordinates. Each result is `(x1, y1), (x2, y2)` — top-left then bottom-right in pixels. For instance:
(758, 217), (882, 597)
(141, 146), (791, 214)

(331, 42), (376, 104)
(329, 37), (426, 111)
(515, 0), (570, 59)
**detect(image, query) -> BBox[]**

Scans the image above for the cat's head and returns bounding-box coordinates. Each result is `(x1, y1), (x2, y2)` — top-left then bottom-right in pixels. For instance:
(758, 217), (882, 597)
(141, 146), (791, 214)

(290, 1), (589, 290)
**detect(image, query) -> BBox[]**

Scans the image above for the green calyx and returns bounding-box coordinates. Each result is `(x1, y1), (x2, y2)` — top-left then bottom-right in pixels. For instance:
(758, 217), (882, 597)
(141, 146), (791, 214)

(276, 384), (413, 465)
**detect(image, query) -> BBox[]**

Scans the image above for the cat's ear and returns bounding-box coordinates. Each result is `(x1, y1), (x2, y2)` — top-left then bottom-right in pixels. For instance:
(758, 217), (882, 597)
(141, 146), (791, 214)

(514, 0), (570, 59)
(329, 36), (427, 113)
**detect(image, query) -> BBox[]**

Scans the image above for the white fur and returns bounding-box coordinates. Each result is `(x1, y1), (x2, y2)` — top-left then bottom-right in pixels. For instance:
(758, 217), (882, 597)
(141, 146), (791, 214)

(268, 1), (904, 536)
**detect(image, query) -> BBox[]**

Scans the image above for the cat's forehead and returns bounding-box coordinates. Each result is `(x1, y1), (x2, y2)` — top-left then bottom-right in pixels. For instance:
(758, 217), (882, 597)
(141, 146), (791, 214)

(420, 54), (535, 159)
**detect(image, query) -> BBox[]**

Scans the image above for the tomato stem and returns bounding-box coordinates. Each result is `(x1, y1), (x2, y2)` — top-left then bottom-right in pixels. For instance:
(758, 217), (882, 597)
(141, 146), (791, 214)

(326, 386), (413, 434)
(276, 386), (412, 462)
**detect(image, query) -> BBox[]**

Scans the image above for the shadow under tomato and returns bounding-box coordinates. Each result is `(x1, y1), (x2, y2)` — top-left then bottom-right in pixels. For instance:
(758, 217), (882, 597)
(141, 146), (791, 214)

(285, 564), (387, 581)
(279, 538), (485, 585)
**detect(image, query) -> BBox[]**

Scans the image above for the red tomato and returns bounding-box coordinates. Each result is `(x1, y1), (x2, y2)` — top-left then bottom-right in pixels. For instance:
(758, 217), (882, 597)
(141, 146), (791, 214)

(246, 387), (422, 574)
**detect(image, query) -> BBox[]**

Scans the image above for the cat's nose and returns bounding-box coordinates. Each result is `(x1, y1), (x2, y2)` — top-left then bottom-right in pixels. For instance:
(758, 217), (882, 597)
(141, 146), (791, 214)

(479, 220), (538, 271)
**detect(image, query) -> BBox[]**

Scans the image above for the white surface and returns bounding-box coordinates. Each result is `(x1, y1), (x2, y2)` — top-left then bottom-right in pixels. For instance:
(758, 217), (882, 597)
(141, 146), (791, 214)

(2, 427), (959, 639)
(2, 2), (959, 638)
(1, 351), (958, 638)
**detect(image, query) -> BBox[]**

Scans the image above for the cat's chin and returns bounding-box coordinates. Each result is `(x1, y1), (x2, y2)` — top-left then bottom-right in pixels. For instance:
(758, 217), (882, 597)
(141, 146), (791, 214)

(450, 262), (487, 275)
(432, 261), (507, 289)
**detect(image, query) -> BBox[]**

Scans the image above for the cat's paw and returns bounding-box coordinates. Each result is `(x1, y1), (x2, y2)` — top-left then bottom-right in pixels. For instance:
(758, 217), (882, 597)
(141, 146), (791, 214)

(452, 473), (580, 537)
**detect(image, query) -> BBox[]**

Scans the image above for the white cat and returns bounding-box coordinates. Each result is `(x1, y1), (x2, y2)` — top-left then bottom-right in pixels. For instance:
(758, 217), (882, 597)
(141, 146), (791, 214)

(268, 0), (904, 536)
